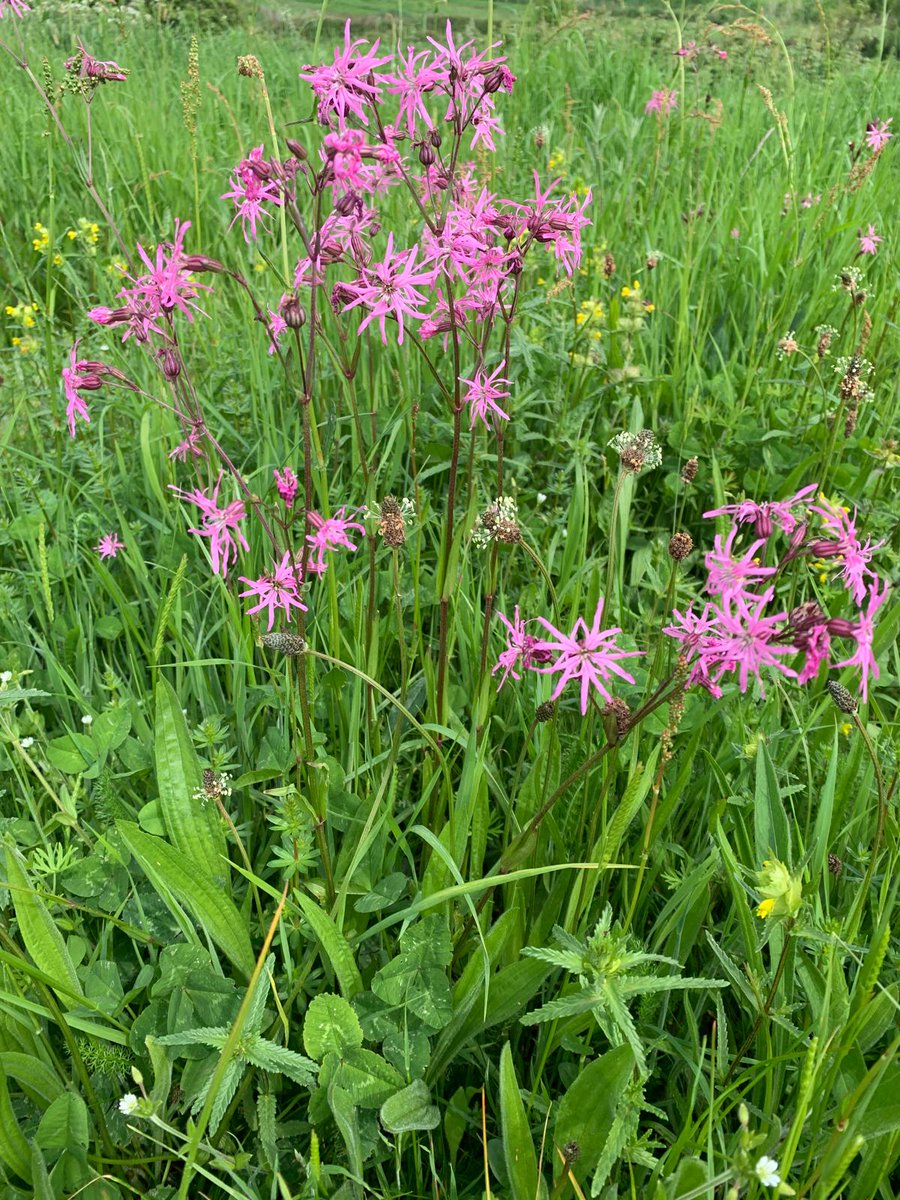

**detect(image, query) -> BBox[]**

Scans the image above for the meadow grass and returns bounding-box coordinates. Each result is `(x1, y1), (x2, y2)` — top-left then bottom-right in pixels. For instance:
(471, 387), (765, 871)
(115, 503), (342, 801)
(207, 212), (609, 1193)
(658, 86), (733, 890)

(0, 3), (898, 1199)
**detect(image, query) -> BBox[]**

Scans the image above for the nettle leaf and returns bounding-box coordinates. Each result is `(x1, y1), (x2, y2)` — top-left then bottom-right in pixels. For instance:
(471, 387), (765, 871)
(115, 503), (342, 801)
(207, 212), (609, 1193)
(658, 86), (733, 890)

(371, 915), (453, 1030)
(303, 994), (364, 1061)
(244, 1039), (317, 1086)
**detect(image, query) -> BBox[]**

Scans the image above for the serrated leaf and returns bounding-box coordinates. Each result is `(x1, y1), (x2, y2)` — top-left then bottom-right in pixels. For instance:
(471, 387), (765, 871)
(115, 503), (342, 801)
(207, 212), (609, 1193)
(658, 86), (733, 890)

(303, 994), (364, 1061)
(257, 1091), (277, 1170)
(116, 822), (253, 978)
(380, 1079), (440, 1133)
(154, 677), (228, 887)
(244, 1039), (317, 1085)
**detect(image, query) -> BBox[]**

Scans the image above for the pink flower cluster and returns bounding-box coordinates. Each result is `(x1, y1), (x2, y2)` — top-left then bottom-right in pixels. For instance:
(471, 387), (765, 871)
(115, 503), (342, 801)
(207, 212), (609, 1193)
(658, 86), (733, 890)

(865, 118), (892, 153)
(665, 486), (888, 702)
(645, 89), (677, 115)
(0, 0), (30, 17)
(493, 598), (642, 716)
(675, 41), (727, 61)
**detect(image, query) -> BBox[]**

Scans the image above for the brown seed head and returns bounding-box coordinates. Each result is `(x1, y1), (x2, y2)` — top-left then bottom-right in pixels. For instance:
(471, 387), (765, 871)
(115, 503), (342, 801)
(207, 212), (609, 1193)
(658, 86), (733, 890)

(825, 680), (857, 714)
(668, 532), (694, 561)
(535, 701), (556, 723)
(258, 631), (307, 657)
(602, 696), (631, 737)
(379, 512), (406, 548)
(827, 852), (843, 876)
(237, 55), (264, 79)
(681, 457), (699, 484)
(602, 252), (615, 278)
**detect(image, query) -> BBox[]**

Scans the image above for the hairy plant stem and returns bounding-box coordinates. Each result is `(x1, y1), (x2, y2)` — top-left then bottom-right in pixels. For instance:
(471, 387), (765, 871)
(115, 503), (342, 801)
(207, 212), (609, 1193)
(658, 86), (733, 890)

(723, 919), (795, 1087)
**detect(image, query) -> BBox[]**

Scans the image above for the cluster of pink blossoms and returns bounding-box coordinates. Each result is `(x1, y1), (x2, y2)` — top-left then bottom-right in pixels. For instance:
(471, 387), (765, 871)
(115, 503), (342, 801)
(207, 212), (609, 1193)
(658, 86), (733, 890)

(665, 486), (888, 702)
(865, 118), (892, 153)
(675, 41), (728, 62)
(492, 599), (642, 716)
(0, 0), (30, 18)
(645, 89), (677, 115)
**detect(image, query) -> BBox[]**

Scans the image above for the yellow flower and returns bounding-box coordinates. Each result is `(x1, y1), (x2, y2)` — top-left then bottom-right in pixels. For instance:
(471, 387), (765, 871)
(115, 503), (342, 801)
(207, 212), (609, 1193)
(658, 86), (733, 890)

(840, 722), (852, 736)
(621, 286), (631, 298)
(11, 336), (21, 346)
(576, 312), (587, 326)
(643, 303), (655, 314)
(755, 859), (802, 920)
(67, 229), (78, 241)
(53, 253), (63, 266)
(5, 306), (15, 316)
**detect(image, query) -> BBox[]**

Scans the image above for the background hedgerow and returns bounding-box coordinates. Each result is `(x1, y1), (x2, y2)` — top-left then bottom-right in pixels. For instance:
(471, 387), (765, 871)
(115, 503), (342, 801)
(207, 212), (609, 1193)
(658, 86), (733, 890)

(0, 2), (898, 1200)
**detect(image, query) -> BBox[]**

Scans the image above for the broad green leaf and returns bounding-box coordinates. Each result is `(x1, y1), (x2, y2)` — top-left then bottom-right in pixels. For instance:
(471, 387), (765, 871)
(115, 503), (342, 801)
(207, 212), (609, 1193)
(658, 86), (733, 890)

(117, 822), (253, 978)
(296, 892), (363, 998)
(354, 873), (407, 913)
(319, 1046), (403, 1108)
(0, 1054), (64, 1108)
(380, 1079), (440, 1133)
(754, 741), (790, 865)
(303, 994), (364, 1061)
(154, 677), (228, 887)
(328, 1083), (363, 1185)
(372, 915), (453, 1030)
(31, 1142), (54, 1200)
(0, 1066), (30, 1180)
(3, 845), (84, 1007)
(500, 1043), (539, 1200)
(554, 1045), (634, 1183)
(35, 1091), (89, 1156)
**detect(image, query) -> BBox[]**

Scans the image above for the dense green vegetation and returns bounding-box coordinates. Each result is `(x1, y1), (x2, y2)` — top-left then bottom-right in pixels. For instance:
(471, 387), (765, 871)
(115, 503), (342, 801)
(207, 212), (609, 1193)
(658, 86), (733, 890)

(0, 3), (897, 1199)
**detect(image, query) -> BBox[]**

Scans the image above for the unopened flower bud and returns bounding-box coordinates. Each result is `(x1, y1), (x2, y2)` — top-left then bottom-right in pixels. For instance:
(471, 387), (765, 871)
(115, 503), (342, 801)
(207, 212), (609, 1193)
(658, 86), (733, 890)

(76, 373), (104, 391)
(825, 680), (857, 714)
(285, 138), (308, 161)
(826, 618), (857, 638)
(428, 129), (442, 148)
(280, 297), (306, 329)
(161, 349), (181, 380)
(482, 66), (506, 93)
(418, 142), (436, 166)
(350, 231), (371, 266)
(335, 191), (359, 217)
(668, 531), (693, 561)
(247, 157), (273, 182)
(755, 510), (773, 540)
(182, 254), (226, 274)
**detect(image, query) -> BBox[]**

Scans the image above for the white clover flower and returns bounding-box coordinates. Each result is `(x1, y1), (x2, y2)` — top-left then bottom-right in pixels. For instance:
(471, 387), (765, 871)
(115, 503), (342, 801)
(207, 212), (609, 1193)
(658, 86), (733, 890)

(118, 1093), (139, 1115)
(755, 1156), (781, 1188)
(20, 737), (34, 749)
(81, 714), (94, 726)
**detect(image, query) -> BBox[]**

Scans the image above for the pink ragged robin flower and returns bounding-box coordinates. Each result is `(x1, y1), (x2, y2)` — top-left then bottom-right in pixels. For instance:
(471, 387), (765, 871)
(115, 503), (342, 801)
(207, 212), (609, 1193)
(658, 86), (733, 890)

(95, 531), (125, 560)
(322, 129), (367, 189)
(511, 173), (593, 275)
(340, 233), (435, 344)
(306, 507), (366, 569)
(169, 473), (250, 578)
(865, 118), (892, 153)
(461, 362), (511, 430)
(239, 552), (308, 631)
(300, 19), (392, 128)
(535, 597), (642, 715)
(858, 224), (882, 255)
(64, 42), (127, 83)
(492, 607), (552, 691)
(273, 467), (299, 509)
(62, 342), (102, 437)
(267, 306), (287, 355)
(704, 528), (777, 603)
(0, 0), (30, 17)
(694, 594), (798, 697)
(645, 88), (677, 115)
(704, 483), (817, 539)
(834, 576), (890, 703)
(808, 496), (883, 604)
(383, 45), (441, 136)
(222, 146), (282, 243)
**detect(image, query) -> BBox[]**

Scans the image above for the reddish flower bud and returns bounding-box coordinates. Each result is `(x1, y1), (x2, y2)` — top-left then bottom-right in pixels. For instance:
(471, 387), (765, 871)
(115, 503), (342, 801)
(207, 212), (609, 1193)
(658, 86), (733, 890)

(285, 138), (307, 161)
(418, 142), (436, 166)
(826, 618), (858, 638)
(182, 254), (226, 274)
(280, 297), (306, 329)
(161, 349), (181, 380)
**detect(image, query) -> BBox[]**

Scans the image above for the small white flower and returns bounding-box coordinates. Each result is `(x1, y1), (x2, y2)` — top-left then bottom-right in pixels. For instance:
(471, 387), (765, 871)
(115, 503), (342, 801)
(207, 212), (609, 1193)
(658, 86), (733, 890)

(118, 1093), (139, 1115)
(81, 714), (94, 726)
(537, 492), (547, 503)
(0, 671), (12, 685)
(20, 737), (34, 749)
(755, 1156), (781, 1188)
